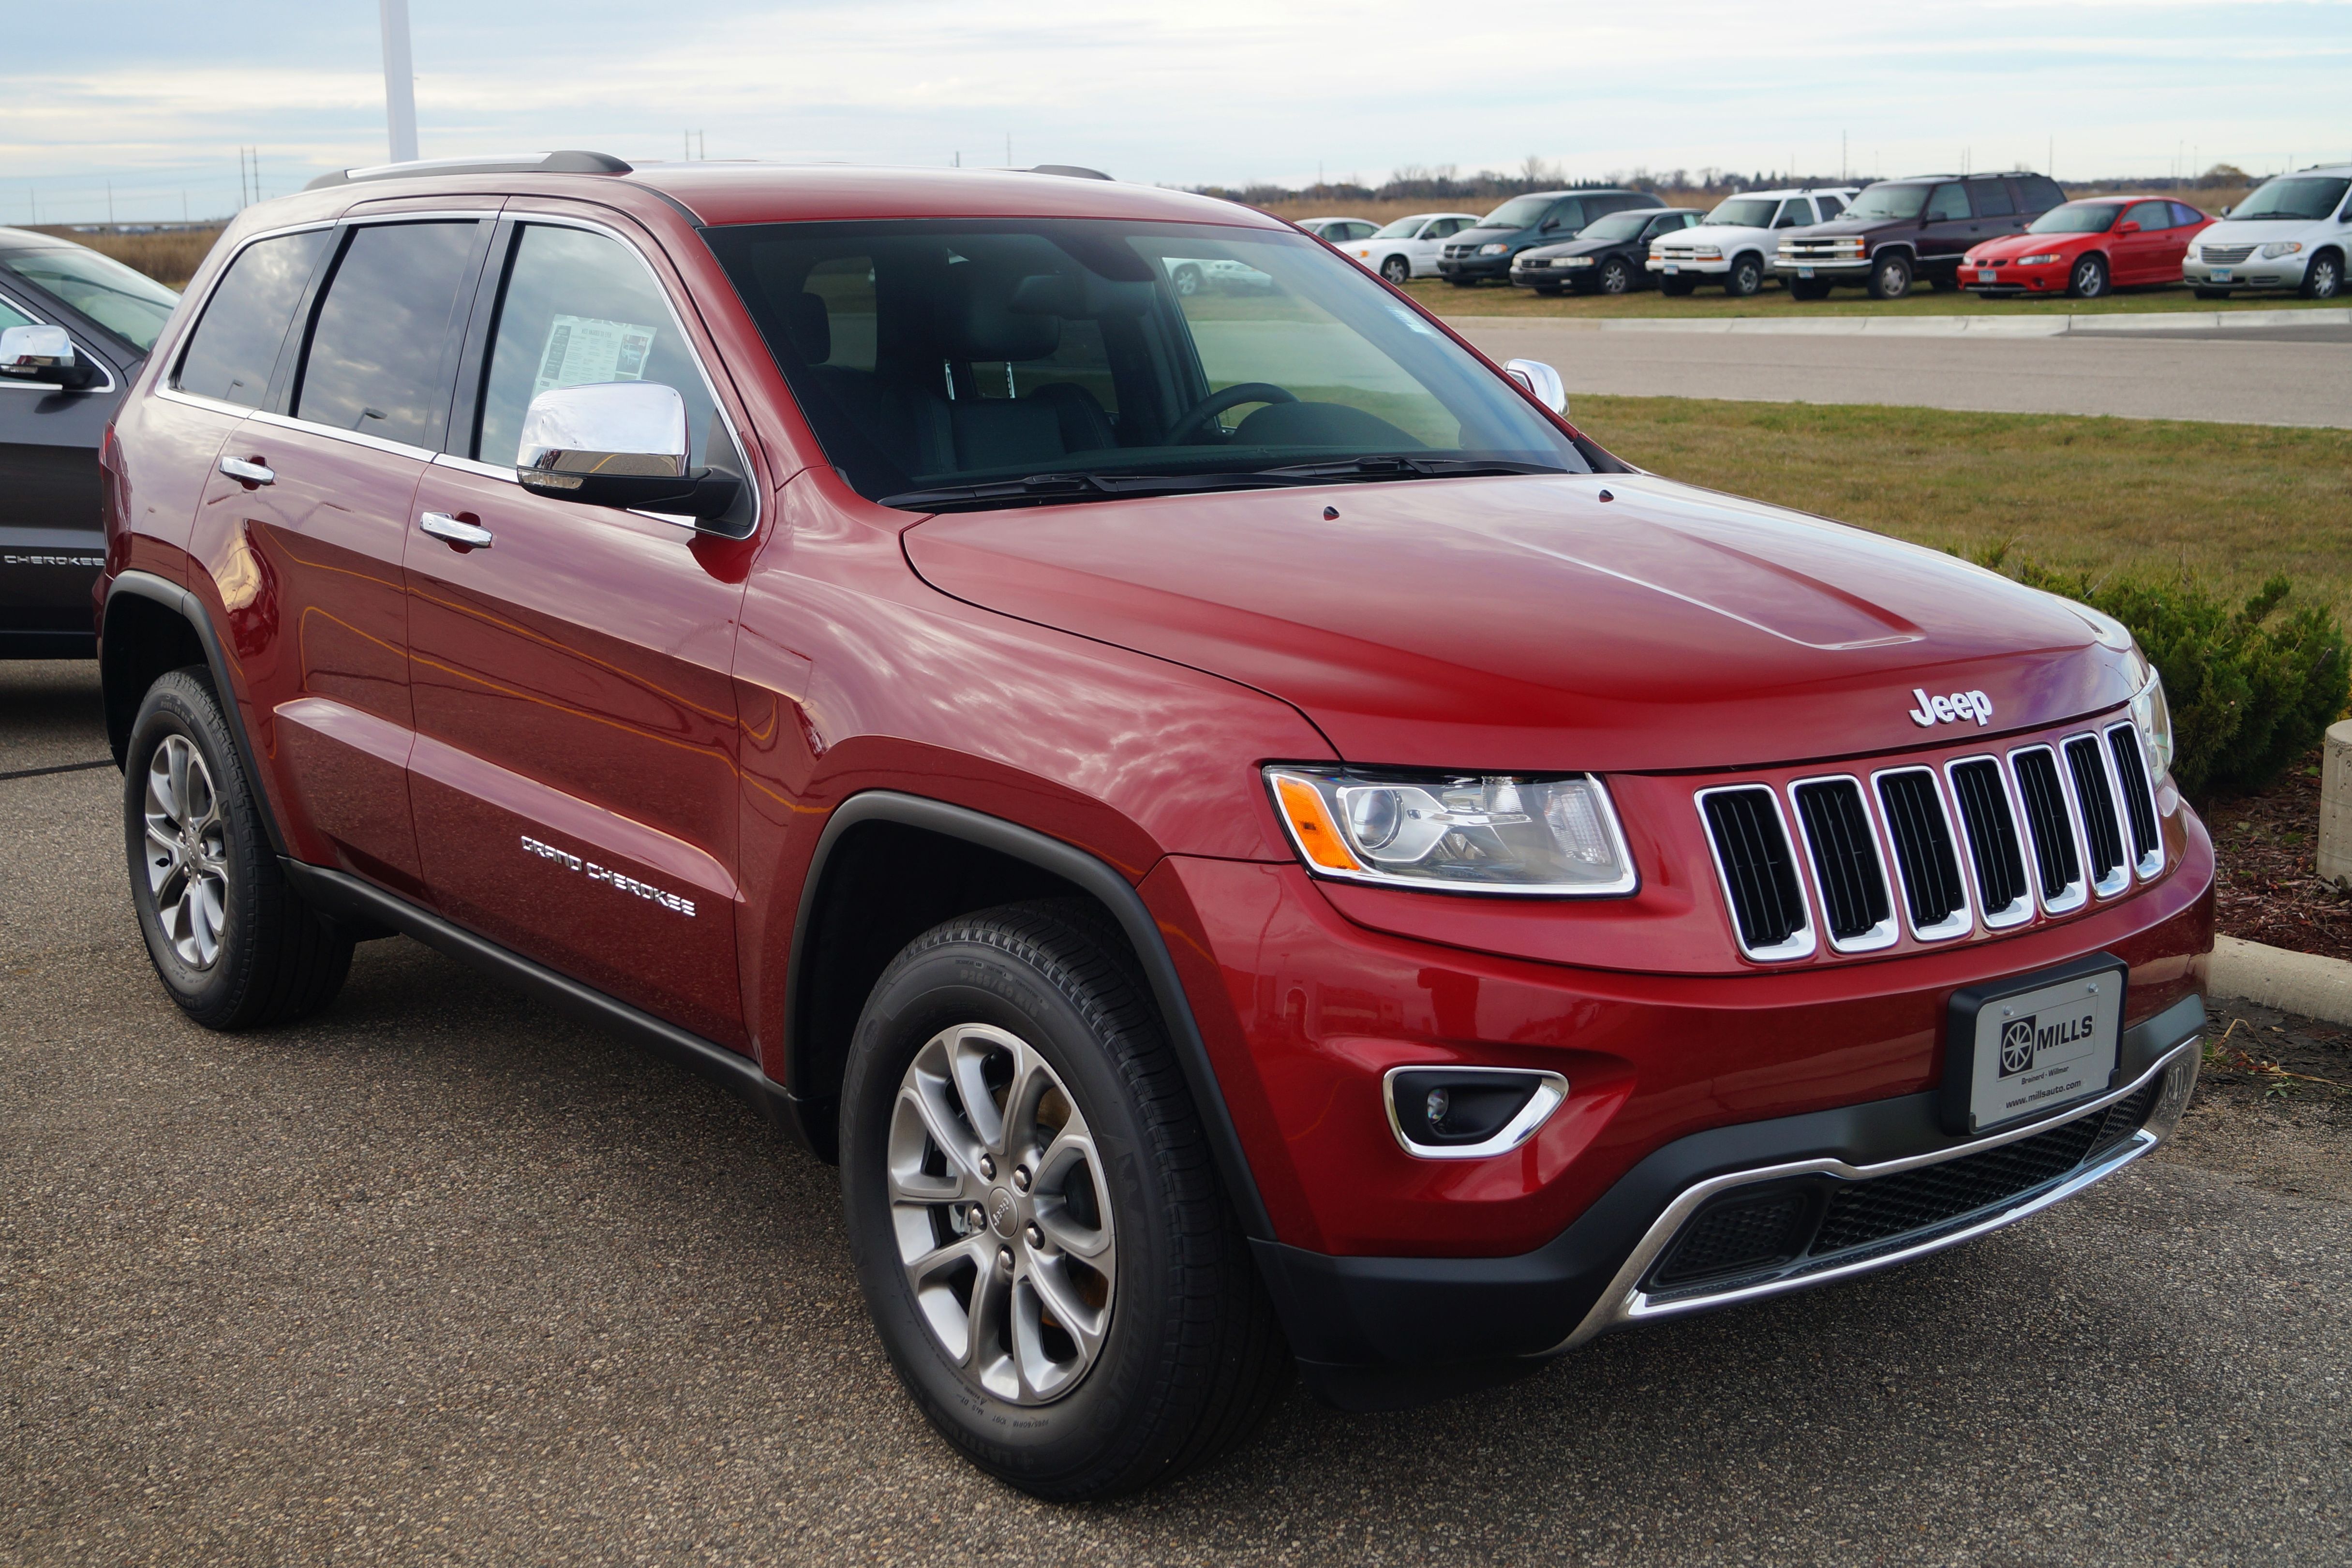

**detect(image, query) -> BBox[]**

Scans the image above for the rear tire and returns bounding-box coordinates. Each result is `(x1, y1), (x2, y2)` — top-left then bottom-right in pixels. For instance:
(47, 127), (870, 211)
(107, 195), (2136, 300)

(1380, 255), (1411, 286)
(124, 667), (353, 1030)
(1723, 254), (1764, 296)
(2067, 253), (2109, 299)
(839, 900), (1288, 1501)
(2302, 252), (2342, 300)
(1865, 251), (1913, 300)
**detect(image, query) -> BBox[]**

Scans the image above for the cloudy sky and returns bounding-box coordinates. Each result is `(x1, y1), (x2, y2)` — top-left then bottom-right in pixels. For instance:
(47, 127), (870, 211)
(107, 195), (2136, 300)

(5, 0), (2348, 223)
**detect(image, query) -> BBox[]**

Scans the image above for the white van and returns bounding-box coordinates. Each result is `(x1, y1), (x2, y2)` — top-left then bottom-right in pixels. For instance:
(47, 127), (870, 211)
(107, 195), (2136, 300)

(2183, 165), (2351, 299)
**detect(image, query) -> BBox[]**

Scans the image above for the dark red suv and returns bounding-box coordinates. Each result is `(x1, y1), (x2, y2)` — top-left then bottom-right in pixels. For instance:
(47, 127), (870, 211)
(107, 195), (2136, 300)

(97, 154), (2213, 1500)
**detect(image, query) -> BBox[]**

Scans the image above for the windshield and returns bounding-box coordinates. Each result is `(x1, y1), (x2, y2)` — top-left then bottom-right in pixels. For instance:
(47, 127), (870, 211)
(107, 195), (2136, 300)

(0, 245), (178, 352)
(1477, 195), (1555, 229)
(2233, 176), (2351, 221)
(2029, 203), (2123, 235)
(703, 218), (1589, 507)
(1840, 184), (1930, 222)
(1371, 216), (1425, 238)
(1578, 211), (1652, 244)
(1704, 198), (1778, 227)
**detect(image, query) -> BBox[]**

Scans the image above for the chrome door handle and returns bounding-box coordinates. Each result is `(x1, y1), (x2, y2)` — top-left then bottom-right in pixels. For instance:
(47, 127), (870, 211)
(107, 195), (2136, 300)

(217, 455), (274, 486)
(419, 511), (494, 548)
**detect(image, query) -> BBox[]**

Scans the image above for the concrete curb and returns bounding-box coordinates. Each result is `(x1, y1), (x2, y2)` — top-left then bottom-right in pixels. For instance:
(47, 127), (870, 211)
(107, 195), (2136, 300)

(2207, 934), (2352, 1027)
(1446, 306), (2352, 339)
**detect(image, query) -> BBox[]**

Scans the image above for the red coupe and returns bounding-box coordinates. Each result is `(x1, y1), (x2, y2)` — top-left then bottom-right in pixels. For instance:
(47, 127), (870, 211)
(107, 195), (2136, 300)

(1964, 196), (2214, 298)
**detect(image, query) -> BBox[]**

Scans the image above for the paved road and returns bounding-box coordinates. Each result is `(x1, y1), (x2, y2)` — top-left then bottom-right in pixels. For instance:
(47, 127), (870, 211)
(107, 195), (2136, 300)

(1451, 318), (2352, 428)
(5, 660), (2350, 1567)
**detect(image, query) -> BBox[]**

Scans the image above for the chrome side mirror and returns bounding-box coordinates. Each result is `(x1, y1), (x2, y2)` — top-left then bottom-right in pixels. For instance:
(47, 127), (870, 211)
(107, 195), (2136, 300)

(0, 324), (97, 390)
(515, 381), (738, 521)
(1504, 357), (1569, 418)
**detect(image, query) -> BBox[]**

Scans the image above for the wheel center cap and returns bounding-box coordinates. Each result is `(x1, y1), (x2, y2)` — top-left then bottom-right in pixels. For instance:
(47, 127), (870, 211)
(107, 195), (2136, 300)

(986, 1186), (1022, 1239)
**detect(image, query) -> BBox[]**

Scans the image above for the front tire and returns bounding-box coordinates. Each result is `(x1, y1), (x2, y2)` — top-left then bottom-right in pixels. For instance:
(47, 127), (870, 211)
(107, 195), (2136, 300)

(1597, 256), (1635, 294)
(839, 901), (1286, 1500)
(2068, 253), (2109, 299)
(1172, 264), (1204, 297)
(1380, 255), (1411, 286)
(1865, 251), (1913, 300)
(1723, 254), (1764, 296)
(2302, 251), (2343, 300)
(124, 667), (353, 1029)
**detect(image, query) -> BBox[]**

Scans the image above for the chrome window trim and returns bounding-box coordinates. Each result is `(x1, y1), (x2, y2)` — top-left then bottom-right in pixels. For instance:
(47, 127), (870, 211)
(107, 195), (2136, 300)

(1941, 754), (2034, 930)
(1552, 1036), (2199, 1353)
(1382, 1067), (1569, 1161)
(2105, 720), (2167, 881)
(2005, 742), (2089, 916)
(1867, 765), (1973, 943)
(473, 210), (761, 538)
(1784, 772), (1899, 954)
(0, 287), (120, 395)
(246, 405), (437, 462)
(1694, 783), (1817, 963)
(2061, 731), (2135, 899)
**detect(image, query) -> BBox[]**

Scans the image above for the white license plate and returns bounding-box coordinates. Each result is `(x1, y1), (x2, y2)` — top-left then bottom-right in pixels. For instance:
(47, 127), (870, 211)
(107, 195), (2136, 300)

(1662, 264), (1679, 274)
(1977, 268), (1999, 283)
(1796, 266), (1815, 279)
(2211, 268), (2233, 282)
(1954, 964), (2123, 1134)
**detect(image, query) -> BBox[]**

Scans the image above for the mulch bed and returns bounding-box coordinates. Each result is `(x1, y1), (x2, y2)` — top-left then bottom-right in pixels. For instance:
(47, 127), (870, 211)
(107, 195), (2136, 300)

(2200, 747), (2352, 963)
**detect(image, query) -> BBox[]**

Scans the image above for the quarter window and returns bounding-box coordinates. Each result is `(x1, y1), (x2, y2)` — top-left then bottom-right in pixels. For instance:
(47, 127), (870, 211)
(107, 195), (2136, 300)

(476, 223), (720, 469)
(1925, 184), (1970, 222)
(2171, 202), (2205, 229)
(296, 222), (482, 448)
(175, 229), (331, 409)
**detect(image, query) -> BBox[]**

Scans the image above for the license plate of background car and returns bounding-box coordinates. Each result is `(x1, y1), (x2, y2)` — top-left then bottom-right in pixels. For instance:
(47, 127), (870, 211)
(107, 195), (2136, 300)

(1978, 269), (1999, 282)
(1797, 266), (1814, 278)
(1954, 965), (2124, 1134)
(2212, 268), (2233, 282)
(1663, 264), (1679, 274)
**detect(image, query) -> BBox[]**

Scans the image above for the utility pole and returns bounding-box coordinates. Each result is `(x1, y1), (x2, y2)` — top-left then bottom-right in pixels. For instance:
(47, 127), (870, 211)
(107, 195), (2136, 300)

(699, 130), (706, 160)
(106, 179), (113, 225)
(379, 0), (420, 163)
(1005, 133), (1012, 167)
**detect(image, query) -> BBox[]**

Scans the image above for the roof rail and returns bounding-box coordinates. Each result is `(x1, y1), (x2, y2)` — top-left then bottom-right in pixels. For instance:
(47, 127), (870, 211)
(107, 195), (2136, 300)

(304, 150), (631, 192)
(1023, 164), (1113, 180)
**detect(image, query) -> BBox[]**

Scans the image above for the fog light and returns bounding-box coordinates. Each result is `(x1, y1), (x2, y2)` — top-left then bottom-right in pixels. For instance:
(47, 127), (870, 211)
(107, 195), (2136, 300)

(2142, 1046), (2202, 1143)
(1385, 1066), (1568, 1159)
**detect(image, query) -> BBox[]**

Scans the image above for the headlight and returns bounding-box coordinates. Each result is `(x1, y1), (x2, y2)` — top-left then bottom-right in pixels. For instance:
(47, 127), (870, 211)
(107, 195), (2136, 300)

(1265, 766), (1637, 895)
(1561, 255), (1593, 267)
(2262, 241), (2305, 259)
(1832, 238), (1866, 253)
(2017, 253), (2061, 266)
(1479, 243), (1509, 256)
(1691, 246), (1721, 260)
(2129, 671), (2174, 781)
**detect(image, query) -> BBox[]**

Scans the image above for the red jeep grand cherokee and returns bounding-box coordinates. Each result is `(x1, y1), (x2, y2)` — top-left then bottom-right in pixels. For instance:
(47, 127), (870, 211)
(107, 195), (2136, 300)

(96, 153), (2211, 1499)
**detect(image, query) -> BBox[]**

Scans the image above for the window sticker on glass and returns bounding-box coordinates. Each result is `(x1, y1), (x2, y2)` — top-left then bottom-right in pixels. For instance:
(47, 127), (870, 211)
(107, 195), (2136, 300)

(533, 314), (657, 398)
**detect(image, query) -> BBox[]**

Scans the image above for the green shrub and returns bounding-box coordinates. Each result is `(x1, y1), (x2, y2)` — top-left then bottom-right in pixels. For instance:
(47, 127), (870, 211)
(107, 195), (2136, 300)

(1967, 545), (2349, 802)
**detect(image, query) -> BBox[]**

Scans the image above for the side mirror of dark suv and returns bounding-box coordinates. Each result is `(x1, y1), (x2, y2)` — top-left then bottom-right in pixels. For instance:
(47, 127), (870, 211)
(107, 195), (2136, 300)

(516, 381), (742, 521)
(0, 324), (99, 390)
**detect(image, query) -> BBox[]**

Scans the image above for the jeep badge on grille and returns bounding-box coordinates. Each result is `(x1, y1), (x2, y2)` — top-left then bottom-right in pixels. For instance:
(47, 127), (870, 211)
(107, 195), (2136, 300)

(1908, 687), (1994, 727)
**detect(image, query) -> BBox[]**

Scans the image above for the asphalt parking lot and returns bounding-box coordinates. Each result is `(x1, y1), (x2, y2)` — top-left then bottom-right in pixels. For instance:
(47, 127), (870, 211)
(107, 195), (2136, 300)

(1452, 317), (2352, 429)
(5, 658), (2350, 1567)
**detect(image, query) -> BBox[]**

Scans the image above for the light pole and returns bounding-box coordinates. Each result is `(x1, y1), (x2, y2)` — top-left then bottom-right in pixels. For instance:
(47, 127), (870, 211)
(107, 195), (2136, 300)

(380, 0), (419, 164)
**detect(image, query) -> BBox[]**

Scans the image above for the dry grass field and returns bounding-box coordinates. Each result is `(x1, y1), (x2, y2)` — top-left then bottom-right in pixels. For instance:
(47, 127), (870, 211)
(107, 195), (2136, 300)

(28, 224), (223, 289)
(1573, 396), (2352, 620)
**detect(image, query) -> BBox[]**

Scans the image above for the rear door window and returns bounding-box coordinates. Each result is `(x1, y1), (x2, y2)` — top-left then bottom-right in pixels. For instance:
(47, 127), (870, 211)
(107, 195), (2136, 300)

(1970, 180), (2016, 218)
(294, 222), (483, 449)
(475, 222), (720, 469)
(174, 228), (332, 409)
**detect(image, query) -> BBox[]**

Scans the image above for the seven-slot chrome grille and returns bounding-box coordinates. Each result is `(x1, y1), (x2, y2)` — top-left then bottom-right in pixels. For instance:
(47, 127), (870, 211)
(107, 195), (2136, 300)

(1699, 720), (2165, 962)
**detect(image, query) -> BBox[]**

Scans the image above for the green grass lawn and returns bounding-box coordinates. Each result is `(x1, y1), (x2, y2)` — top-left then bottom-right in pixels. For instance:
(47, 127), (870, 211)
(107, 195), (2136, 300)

(1571, 396), (2352, 620)
(1405, 277), (2345, 320)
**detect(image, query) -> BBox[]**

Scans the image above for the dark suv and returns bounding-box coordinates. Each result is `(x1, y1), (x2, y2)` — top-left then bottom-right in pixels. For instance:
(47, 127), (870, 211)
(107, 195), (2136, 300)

(1, 228), (179, 656)
(1436, 188), (1663, 285)
(99, 153), (2209, 1502)
(1774, 173), (2068, 298)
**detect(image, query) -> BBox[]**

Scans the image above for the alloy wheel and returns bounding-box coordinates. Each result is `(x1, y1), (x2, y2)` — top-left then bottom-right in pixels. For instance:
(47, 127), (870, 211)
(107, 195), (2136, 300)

(887, 1022), (1116, 1405)
(2073, 257), (2106, 298)
(142, 734), (229, 969)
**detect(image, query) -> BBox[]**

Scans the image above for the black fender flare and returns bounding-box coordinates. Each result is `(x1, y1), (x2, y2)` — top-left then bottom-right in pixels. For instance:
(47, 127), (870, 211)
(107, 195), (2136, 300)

(785, 790), (1276, 1241)
(101, 568), (288, 857)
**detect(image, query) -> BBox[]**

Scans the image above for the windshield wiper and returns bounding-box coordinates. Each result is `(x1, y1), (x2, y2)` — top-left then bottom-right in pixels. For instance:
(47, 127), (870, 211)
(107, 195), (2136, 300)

(1256, 454), (1565, 482)
(879, 456), (1567, 511)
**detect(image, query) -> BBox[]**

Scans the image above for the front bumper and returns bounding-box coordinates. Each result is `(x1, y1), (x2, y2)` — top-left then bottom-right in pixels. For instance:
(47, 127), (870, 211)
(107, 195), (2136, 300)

(1963, 260), (2068, 295)
(2184, 257), (2300, 291)
(1438, 254), (1513, 280)
(1255, 1003), (2202, 1408)
(1648, 256), (1730, 275)
(1772, 255), (1870, 279)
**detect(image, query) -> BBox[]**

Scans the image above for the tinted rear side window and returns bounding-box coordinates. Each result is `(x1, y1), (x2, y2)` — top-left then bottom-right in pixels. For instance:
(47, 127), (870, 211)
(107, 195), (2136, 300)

(1971, 180), (2016, 218)
(2172, 202), (2206, 228)
(175, 229), (330, 409)
(2016, 175), (2066, 212)
(295, 222), (482, 449)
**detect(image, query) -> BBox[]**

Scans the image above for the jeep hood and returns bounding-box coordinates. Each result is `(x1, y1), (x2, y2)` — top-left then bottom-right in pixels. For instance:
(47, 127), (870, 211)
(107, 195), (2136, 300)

(902, 473), (2133, 772)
